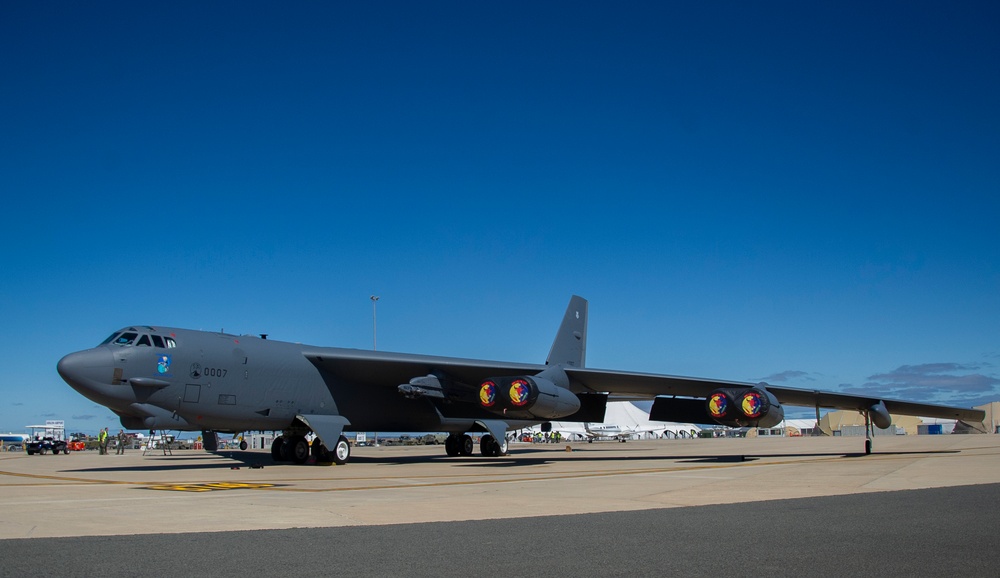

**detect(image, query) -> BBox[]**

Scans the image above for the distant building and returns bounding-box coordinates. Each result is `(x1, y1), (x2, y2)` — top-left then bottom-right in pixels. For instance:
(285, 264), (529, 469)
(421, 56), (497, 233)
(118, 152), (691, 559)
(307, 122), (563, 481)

(818, 411), (922, 436)
(970, 401), (1000, 434)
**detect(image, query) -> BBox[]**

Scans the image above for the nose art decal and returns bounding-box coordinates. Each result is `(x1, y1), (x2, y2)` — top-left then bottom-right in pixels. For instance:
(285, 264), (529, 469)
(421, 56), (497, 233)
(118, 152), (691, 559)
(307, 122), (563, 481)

(157, 355), (172, 375)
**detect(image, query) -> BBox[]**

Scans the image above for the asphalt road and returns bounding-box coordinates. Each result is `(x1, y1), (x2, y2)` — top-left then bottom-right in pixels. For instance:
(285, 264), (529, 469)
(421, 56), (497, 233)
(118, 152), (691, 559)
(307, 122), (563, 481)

(2, 483), (996, 577)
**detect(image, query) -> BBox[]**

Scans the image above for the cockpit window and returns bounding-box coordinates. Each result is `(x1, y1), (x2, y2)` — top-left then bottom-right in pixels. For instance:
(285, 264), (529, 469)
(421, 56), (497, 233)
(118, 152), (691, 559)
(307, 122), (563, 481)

(114, 332), (138, 346)
(104, 331), (176, 348)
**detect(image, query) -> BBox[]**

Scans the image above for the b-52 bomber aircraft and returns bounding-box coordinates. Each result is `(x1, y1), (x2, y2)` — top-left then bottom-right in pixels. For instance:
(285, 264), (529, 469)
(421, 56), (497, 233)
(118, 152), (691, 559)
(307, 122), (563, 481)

(57, 296), (985, 465)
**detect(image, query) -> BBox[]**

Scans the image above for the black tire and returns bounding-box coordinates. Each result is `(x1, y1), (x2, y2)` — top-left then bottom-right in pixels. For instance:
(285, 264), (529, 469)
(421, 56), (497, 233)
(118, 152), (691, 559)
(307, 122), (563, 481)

(271, 436), (285, 461)
(332, 435), (351, 465)
(444, 434), (459, 457)
(496, 436), (508, 456)
(289, 436), (310, 464)
(239, 440), (248, 451)
(480, 435), (496, 457)
(312, 441), (332, 464)
(459, 434), (474, 456)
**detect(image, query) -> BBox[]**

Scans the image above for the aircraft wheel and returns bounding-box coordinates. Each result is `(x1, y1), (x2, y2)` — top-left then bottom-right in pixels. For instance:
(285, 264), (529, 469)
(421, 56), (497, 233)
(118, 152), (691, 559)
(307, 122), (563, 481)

(480, 435), (496, 457)
(480, 435), (508, 457)
(444, 434), (459, 457)
(312, 441), (332, 464)
(332, 435), (351, 465)
(289, 436), (310, 464)
(271, 436), (286, 461)
(459, 434), (474, 456)
(496, 436), (508, 456)
(239, 440), (248, 451)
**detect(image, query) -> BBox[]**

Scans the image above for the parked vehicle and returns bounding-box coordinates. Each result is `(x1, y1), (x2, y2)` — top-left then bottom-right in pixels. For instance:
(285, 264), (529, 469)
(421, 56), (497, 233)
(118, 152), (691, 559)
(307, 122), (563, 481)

(25, 423), (69, 455)
(26, 436), (69, 455)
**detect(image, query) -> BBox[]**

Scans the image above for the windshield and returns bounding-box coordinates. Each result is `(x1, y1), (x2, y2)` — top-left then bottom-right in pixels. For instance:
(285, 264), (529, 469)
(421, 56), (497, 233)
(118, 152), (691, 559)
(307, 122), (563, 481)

(102, 330), (176, 348)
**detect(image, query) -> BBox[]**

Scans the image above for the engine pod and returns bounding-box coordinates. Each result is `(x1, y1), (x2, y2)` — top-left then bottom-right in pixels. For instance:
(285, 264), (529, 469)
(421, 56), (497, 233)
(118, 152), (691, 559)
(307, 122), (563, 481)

(478, 375), (581, 419)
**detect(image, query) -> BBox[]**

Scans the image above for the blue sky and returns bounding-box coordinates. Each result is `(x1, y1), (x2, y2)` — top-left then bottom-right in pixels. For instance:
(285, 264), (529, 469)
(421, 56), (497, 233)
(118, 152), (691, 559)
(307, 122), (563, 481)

(1, 2), (997, 434)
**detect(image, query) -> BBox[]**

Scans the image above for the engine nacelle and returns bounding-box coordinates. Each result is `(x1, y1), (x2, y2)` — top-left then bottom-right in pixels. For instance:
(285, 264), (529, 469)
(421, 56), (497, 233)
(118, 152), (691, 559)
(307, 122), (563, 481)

(705, 385), (785, 428)
(479, 375), (581, 419)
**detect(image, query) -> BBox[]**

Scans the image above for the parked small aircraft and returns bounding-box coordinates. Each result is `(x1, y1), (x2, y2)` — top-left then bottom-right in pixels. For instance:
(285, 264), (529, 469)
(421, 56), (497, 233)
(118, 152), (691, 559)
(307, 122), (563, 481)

(57, 296), (984, 464)
(549, 402), (699, 442)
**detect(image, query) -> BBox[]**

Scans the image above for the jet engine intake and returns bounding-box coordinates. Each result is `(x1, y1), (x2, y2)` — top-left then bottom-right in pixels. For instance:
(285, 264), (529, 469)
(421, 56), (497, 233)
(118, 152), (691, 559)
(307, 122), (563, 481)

(705, 385), (784, 428)
(478, 376), (581, 419)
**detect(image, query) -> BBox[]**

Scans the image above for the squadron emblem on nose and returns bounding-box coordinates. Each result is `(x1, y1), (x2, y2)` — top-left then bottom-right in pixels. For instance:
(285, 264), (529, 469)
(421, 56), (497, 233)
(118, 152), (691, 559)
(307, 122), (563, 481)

(190, 363), (202, 379)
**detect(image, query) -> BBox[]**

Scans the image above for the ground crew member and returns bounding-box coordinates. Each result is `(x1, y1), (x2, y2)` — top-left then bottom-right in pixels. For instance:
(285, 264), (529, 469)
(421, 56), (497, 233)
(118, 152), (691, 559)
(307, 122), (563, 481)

(99, 428), (108, 455)
(115, 429), (126, 455)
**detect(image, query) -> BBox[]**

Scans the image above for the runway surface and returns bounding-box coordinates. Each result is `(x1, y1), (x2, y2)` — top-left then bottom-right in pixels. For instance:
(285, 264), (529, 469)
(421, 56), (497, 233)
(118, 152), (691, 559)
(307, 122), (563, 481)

(1, 435), (997, 576)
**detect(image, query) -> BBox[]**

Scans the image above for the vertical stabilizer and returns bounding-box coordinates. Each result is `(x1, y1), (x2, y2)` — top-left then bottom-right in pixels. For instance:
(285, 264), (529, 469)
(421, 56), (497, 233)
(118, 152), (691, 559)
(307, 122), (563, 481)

(546, 295), (588, 368)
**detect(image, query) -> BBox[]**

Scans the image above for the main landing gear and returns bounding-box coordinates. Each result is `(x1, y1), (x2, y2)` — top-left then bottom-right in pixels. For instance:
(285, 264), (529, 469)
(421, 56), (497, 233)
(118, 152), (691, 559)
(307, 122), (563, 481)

(864, 411), (874, 455)
(271, 434), (351, 465)
(444, 433), (508, 457)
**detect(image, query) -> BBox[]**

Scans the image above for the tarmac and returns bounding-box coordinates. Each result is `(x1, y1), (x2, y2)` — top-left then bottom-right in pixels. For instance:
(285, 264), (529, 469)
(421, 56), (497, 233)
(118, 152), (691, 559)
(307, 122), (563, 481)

(1, 434), (998, 539)
(2, 435), (999, 577)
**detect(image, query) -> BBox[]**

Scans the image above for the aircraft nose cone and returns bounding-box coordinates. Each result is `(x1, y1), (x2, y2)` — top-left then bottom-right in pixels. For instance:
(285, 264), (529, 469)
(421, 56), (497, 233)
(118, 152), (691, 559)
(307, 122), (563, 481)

(57, 348), (114, 392)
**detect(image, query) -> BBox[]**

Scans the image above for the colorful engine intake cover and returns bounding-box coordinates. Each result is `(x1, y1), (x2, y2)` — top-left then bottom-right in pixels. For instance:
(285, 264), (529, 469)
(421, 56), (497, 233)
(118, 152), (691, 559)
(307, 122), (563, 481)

(741, 390), (764, 418)
(479, 381), (496, 407)
(509, 379), (531, 407)
(707, 391), (728, 419)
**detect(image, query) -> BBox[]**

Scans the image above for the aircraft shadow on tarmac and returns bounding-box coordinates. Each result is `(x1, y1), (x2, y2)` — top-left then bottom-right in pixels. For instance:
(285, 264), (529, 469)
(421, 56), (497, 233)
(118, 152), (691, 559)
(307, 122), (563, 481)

(346, 447), (961, 469)
(63, 447), (961, 473)
(64, 451), (273, 473)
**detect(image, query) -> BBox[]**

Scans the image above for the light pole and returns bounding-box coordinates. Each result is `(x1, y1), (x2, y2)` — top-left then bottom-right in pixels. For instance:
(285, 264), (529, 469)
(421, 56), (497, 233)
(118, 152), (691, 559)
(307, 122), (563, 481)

(370, 295), (379, 350)
(370, 295), (380, 447)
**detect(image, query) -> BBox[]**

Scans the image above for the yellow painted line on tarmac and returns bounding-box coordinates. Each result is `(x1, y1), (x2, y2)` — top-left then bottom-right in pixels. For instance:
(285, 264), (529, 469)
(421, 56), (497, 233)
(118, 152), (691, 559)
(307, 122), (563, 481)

(0, 469), (119, 485)
(146, 482), (277, 492)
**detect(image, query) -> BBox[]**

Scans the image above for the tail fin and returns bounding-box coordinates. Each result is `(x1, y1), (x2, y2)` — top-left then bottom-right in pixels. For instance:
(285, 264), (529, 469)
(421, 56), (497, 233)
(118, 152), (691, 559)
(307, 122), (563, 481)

(546, 295), (588, 368)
